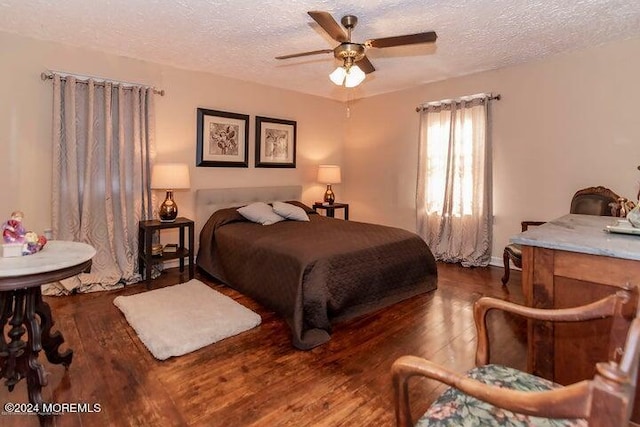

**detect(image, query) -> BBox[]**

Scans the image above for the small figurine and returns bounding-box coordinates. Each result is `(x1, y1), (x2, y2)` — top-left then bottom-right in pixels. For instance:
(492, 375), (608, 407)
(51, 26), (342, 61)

(23, 231), (47, 255)
(2, 211), (27, 243)
(1, 211), (47, 255)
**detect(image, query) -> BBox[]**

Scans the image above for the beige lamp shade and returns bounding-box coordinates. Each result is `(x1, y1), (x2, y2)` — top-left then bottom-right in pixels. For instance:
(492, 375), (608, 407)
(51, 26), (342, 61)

(317, 165), (341, 205)
(151, 163), (190, 190)
(151, 163), (190, 222)
(317, 165), (341, 184)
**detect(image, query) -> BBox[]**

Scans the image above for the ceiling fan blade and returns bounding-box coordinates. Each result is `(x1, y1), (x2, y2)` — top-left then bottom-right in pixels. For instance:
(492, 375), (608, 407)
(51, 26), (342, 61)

(366, 31), (437, 49)
(275, 49), (334, 60)
(357, 56), (376, 74)
(308, 11), (348, 43)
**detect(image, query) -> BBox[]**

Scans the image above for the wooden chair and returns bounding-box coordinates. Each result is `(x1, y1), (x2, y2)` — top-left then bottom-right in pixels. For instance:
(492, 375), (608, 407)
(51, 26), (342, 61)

(501, 221), (545, 285)
(501, 186), (622, 286)
(392, 286), (639, 426)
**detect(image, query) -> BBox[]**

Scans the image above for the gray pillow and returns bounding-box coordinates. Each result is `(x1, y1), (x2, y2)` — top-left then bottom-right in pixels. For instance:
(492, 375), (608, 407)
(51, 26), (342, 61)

(237, 202), (284, 225)
(272, 201), (310, 222)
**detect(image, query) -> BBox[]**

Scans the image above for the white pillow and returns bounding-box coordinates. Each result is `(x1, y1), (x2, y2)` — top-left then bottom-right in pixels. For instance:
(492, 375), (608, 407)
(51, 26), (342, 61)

(272, 201), (310, 222)
(237, 202), (284, 225)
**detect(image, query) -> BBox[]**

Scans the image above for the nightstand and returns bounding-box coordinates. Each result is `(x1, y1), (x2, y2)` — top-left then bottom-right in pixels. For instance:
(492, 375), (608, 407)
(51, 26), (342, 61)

(138, 217), (194, 286)
(312, 202), (349, 220)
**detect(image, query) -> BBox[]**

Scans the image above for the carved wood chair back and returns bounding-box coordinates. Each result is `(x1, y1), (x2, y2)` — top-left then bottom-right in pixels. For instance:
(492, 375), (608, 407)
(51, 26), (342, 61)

(570, 186), (622, 217)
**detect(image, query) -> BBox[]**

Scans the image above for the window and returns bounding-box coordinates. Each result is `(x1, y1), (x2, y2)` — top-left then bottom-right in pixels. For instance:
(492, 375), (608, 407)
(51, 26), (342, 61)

(424, 110), (477, 216)
(416, 94), (493, 266)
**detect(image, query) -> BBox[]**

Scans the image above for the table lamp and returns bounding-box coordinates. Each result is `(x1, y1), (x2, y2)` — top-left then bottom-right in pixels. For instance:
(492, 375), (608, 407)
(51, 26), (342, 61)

(317, 165), (341, 205)
(151, 163), (190, 222)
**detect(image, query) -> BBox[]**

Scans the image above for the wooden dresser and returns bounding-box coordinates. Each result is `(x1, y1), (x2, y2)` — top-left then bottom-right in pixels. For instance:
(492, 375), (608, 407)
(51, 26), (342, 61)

(512, 214), (640, 421)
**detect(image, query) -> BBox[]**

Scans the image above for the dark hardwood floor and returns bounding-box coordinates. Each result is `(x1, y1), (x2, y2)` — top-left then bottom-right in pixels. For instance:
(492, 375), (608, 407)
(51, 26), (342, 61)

(2, 263), (526, 427)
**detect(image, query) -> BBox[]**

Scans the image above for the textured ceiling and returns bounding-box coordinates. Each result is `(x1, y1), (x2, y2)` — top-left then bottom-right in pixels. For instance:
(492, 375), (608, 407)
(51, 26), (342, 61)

(1, 0), (640, 101)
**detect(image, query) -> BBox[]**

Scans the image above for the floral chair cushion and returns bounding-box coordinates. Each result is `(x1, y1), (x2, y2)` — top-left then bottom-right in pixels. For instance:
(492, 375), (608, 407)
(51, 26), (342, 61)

(417, 364), (587, 427)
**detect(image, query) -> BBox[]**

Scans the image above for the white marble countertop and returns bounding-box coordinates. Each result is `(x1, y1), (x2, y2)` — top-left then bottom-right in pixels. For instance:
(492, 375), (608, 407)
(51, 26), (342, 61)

(0, 240), (96, 278)
(510, 214), (640, 261)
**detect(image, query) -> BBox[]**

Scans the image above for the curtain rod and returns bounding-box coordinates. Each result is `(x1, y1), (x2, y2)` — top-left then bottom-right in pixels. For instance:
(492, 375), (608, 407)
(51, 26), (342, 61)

(40, 71), (165, 96)
(415, 93), (500, 112)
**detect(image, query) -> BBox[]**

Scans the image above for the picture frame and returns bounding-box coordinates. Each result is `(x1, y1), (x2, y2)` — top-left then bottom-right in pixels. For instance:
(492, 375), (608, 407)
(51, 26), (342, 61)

(196, 108), (249, 167)
(255, 116), (297, 168)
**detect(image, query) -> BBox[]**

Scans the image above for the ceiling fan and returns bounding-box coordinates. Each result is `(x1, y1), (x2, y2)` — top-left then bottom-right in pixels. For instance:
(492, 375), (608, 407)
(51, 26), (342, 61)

(276, 11), (437, 87)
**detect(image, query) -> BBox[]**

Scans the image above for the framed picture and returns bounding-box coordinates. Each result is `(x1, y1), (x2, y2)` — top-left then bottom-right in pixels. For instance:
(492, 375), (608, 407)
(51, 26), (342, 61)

(255, 116), (297, 168)
(196, 108), (249, 167)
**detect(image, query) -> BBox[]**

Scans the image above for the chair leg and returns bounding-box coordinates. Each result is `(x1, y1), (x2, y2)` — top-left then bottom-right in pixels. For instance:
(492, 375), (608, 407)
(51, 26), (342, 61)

(501, 251), (511, 286)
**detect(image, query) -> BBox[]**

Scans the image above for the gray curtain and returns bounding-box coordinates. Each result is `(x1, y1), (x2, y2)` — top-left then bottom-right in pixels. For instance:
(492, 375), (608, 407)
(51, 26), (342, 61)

(416, 96), (492, 267)
(49, 75), (155, 293)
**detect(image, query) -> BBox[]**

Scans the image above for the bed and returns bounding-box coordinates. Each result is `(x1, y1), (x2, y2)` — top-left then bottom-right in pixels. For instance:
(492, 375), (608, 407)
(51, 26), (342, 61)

(195, 186), (437, 349)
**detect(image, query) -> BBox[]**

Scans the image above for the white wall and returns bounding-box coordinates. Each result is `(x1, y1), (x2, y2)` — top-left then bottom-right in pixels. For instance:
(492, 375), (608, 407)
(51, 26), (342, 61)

(0, 31), (345, 235)
(343, 37), (640, 263)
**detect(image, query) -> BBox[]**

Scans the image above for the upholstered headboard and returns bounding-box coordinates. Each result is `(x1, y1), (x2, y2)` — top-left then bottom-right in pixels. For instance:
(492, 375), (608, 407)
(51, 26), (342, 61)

(195, 185), (302, 242)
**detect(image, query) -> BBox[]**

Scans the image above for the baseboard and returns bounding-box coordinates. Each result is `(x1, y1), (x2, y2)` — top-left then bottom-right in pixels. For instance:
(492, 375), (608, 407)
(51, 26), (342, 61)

(489, 255), (522, 271)
(489, 256), (503, 268)
(162, 259), (181, 269)
(158, 255), (201, 273)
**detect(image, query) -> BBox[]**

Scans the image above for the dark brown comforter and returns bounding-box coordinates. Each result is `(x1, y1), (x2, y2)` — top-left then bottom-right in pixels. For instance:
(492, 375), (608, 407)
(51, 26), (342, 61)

(196, 203), (437, 349)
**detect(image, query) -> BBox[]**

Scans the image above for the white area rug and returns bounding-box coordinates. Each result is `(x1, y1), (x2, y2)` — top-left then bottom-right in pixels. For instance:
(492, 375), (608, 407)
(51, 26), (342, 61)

(113, 279), (261, 360)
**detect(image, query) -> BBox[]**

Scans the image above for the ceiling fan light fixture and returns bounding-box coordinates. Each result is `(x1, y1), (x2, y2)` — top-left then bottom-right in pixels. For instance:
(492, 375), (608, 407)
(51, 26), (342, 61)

(329, 64), (365, 88)
(344, 64), (365, 88)
(329, 66), (347, 85)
